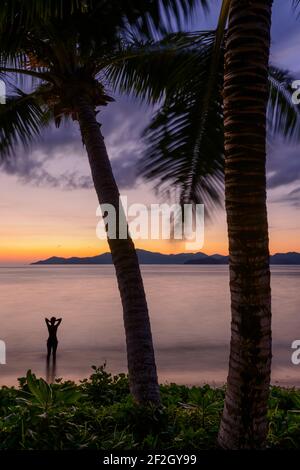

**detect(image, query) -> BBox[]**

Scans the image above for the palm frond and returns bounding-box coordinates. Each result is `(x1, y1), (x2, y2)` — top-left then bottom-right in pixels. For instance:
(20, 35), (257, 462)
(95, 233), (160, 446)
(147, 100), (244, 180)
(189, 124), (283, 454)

(0, 67), (47, 81)
(122, 0), (209, 35)
(134, 0), (230, 212)
(139, 35), (225, 213)
(136, 46), (299, 214)
(106, 32), (214, 104)
(134, 2), (229, 212)
(0, 1), (88, 64)
(268, 66), (300, 141)
(0, 0), (87, 23)
(0, 88), (49, 158)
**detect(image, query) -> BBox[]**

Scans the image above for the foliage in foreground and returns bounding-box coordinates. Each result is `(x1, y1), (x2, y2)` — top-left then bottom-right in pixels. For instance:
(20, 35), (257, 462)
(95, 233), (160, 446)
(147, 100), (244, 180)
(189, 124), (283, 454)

(0, 366), (300, 450)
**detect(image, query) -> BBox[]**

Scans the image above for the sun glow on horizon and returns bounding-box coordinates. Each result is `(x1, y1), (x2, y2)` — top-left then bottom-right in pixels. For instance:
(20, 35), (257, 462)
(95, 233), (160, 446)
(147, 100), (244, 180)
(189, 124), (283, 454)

(1, 234), (300, 265)
(0, 173), (300, 265)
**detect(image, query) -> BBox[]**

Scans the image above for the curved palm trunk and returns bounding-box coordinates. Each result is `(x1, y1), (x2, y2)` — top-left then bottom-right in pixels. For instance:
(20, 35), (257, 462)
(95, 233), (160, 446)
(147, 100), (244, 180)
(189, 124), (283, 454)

(76, 98), (160, 405)
(218, 0), (273, 449)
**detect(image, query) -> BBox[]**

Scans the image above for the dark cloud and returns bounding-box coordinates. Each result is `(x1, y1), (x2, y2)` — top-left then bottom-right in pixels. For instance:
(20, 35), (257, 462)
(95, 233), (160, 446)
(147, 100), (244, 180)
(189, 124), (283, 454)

(1, 153), (93, 190)
(285, 187), (300, 206)
(0, 95), (151, 190)
(21, 169), (94, 190)
(267, 138), (300, 207)
(275, 187), (300, 207)
(271, 0), (299, 46)
(111, 151), (140, 188)
(0, 125), (92, 190)
(267, 141), (300, 189)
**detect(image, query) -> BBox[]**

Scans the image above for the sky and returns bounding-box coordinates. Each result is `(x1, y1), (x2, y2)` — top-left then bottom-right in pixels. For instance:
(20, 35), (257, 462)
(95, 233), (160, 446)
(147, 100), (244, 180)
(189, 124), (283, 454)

(1, 0), (300, 264)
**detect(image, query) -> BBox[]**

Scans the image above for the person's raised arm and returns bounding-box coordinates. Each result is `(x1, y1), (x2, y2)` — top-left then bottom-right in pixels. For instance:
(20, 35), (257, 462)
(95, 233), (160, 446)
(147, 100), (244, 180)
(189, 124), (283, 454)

(56, 318), (62, 326)
(45, 317), (50, 325)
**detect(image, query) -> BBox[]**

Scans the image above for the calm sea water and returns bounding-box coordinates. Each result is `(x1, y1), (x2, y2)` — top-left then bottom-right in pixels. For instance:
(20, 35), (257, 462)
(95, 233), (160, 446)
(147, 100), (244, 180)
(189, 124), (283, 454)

(0, 265), (299, 387)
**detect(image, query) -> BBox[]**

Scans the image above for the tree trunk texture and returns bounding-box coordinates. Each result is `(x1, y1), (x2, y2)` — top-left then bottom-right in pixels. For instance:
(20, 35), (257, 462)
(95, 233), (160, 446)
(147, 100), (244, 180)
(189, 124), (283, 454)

(218, 0), (273, 449)
(76, 98), (160, 405)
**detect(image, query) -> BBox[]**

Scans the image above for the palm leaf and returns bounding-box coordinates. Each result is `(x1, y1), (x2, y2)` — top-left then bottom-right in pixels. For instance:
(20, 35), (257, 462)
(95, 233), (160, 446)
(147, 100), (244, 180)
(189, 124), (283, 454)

(0, 1), (87, 23)
(106, 32), (214, 104)
(135, 3), (229, 210)
(137, 54), (300, 212)
(0, 1), (90, 64)
(268, 66), (300, 141)
(0, 87), (49, 158)
(139, 34), (225, 212)
(122, 0), (210, 35)
(292, 0), (300, 13)
(0, 0), (209, 23)
(0, 0), (209, 42)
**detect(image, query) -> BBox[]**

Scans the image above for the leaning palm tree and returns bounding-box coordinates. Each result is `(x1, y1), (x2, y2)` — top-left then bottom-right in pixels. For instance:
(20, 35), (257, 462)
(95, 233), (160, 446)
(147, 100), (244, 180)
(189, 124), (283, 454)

(115, 0), (300, 445)
(0, 0), (210, 404)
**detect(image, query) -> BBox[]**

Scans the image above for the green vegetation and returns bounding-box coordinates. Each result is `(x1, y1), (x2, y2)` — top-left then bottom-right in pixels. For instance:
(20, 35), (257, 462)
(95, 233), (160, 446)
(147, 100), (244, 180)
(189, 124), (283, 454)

(0, 366), (299, 450)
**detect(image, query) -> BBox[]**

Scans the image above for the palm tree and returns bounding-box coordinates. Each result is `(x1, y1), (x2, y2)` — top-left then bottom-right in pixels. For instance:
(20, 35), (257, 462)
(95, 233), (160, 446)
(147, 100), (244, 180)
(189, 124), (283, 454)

(218, 0), (300, 449)
(0, 0), (209, 405)
(122, 1), (300, 446)
(217, 0), (274, 449)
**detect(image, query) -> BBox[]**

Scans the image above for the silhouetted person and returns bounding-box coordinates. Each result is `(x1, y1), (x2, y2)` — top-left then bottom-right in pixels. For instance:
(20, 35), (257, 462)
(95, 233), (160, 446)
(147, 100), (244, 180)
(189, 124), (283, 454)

(45, 316), (62, 361)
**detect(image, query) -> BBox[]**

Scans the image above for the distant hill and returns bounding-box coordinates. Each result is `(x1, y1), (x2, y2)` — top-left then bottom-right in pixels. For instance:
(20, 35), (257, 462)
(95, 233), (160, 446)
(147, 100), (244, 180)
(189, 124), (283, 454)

(31, 250), (300, 265)
(31, 250), (207, 265)
(270, 252), (300, 265)
(185, 255), (229, 265)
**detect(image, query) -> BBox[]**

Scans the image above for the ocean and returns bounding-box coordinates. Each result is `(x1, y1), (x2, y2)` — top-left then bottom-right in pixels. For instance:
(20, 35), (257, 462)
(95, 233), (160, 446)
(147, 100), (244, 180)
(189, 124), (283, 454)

(0, 265), (299, 386)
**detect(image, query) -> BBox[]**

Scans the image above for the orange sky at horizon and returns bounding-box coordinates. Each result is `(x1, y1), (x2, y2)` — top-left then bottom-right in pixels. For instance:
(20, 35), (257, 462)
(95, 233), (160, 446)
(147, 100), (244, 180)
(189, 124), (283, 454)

(2, 172), (298, 265)
(2, 234), (300, 265)
(2, 235), (300, 265)
(1, 165), (300, 264)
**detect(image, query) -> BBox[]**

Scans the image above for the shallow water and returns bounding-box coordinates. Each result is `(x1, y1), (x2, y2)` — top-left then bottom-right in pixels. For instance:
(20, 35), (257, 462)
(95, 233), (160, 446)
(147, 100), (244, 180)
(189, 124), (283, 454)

(0, 265), (299, 386)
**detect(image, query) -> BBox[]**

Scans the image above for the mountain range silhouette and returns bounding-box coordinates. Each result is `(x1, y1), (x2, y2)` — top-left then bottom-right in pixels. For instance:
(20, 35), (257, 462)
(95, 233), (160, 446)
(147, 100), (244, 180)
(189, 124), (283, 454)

(31, 250), (300, 265)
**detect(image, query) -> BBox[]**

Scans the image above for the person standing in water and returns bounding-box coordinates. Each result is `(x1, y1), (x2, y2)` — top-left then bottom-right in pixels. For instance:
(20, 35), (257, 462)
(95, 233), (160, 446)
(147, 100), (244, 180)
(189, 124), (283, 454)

(45, 316), (62, 361)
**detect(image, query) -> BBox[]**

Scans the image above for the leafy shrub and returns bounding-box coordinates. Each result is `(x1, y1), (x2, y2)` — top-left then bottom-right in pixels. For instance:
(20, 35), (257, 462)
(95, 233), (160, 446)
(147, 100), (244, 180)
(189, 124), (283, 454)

(0, 366), (299, 450)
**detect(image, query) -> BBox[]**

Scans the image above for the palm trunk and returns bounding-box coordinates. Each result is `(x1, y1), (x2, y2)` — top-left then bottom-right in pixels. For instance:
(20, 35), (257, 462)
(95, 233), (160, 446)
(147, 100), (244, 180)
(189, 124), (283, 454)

(76, 98), (160, 405)
(218, 0), (273, 449)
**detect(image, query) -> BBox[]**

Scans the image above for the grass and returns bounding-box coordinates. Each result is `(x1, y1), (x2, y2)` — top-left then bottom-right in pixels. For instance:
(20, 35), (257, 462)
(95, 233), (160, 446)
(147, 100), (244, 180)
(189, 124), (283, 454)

(0, 365), (300, 450)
